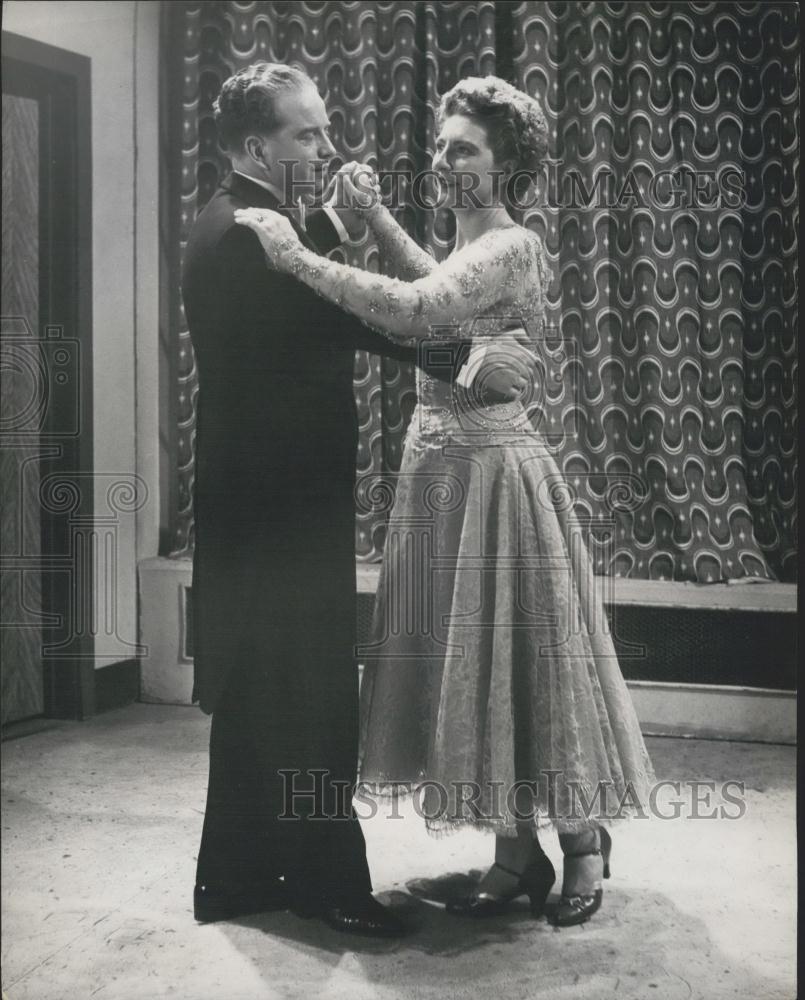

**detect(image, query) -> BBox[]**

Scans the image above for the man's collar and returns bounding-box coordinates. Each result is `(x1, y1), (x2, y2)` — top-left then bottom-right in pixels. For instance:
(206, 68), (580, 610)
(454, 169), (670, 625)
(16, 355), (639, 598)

(221, 171), (315, 246)
(232, 169), (286, 205)
(227, 170), (308, 232)
(221, 171), (282, 210)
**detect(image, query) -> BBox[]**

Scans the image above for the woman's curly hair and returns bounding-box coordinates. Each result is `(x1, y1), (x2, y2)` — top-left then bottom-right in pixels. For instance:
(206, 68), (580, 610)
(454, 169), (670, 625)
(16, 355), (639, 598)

(437, 75), (549, 179)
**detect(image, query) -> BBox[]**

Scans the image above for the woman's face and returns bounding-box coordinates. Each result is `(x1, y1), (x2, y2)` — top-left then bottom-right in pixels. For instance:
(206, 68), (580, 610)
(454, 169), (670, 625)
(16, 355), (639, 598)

(432, 114), (507, 209)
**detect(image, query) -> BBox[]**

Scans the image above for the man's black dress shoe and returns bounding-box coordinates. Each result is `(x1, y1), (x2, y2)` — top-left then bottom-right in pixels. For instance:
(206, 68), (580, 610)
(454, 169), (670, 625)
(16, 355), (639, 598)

(295, 894), (406, 937)
(194, 879), (289, 923)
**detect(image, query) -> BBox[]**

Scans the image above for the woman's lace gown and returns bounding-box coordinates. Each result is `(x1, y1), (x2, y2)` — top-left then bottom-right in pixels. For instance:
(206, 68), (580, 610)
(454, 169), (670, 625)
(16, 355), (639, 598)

(274, 210), (656, 837)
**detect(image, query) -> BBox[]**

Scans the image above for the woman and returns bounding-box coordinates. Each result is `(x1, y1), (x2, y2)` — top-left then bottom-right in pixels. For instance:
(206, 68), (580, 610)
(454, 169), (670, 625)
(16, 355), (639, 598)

(235, 76), (654, 927)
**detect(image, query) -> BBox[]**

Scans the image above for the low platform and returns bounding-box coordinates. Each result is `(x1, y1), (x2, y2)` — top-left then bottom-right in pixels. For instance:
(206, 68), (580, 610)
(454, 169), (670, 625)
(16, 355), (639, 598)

(138, 557), (797, 744)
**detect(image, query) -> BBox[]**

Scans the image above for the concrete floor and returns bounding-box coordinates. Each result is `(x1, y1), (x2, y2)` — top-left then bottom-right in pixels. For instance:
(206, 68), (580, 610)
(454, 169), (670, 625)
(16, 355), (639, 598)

(1, 704), (796, 1000)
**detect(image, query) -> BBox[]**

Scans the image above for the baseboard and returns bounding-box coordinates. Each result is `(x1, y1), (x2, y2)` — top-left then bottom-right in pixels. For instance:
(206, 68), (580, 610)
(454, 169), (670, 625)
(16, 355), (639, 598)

(93, 659), (141, 715)
(138, 557), (194, 705)
(628, 680), (796, 745)
(0, 717), (68, 743)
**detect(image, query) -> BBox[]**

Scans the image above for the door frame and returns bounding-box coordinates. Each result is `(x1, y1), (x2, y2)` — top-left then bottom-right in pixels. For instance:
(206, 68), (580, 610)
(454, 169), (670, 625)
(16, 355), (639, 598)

(2, 31), (94, 719)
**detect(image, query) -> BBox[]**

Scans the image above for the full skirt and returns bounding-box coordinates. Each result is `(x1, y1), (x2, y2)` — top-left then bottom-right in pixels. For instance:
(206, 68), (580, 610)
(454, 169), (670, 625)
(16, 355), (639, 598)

(358, 431), (655, 836)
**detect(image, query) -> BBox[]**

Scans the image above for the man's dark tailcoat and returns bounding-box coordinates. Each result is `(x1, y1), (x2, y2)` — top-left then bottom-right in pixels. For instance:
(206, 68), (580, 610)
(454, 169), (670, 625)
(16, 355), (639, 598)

(182, 172), (466, 904)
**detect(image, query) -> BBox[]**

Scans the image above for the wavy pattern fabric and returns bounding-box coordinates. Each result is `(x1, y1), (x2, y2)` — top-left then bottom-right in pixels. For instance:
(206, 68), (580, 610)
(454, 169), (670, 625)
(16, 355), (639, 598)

(164, 1), (798, 582)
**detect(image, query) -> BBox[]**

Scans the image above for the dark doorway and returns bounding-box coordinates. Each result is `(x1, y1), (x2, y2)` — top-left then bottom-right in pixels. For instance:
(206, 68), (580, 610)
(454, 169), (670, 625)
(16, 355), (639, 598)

(1, 33), (93, 727)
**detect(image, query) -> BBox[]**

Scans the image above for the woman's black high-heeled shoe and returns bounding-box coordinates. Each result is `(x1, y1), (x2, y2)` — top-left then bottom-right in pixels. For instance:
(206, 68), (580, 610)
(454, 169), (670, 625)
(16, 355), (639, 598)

(445, 854), (556, 918)
(554, 827), (612, 927)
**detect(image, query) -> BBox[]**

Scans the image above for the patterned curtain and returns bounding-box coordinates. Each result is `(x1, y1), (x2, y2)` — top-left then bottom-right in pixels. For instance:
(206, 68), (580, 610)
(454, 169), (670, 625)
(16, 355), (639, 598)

(162, 0), (798, 582)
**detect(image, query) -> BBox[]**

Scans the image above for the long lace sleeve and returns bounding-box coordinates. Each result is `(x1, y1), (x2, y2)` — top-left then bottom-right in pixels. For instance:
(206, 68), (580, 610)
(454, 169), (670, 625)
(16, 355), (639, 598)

(364, 205), (437, 280)
(273, 225), (542, 343)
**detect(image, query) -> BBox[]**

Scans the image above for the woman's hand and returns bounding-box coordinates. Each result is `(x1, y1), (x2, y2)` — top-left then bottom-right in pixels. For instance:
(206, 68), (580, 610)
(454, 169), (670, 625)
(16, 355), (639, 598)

(320, 162), (382, 239)
(478, 339), (539, 403)
(458, 332), (539, 404)
(233, 207), (301, 267)
(329, 162), (381, 218)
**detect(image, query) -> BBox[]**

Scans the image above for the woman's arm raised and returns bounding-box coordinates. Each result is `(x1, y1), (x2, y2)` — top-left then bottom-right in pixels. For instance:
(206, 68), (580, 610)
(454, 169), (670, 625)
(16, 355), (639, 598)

(363, 204), (438, 281)
(234, 208), (540, 343)
(329, 163), (437, 280)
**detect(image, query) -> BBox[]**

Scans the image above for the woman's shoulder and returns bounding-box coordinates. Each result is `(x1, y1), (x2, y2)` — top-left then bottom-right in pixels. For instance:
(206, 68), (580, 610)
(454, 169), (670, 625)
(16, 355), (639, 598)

(474, 222), (543, 248)
(481, 225), (554, 296)
(471, 223), (548, 268)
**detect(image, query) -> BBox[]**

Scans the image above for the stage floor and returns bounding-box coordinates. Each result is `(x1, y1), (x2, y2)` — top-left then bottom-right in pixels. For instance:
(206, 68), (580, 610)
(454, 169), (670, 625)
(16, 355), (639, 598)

(1, 703), (796, 1000)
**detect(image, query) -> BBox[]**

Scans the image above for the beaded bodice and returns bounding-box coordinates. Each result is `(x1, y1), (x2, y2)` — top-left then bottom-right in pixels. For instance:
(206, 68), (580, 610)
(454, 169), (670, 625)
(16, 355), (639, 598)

(262, 207), (553, 451)
(410, 227), (552, 451)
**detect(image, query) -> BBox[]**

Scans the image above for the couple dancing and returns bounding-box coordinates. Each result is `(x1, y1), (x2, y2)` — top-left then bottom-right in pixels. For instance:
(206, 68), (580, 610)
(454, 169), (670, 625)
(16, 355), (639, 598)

(184, 61), (654, 938)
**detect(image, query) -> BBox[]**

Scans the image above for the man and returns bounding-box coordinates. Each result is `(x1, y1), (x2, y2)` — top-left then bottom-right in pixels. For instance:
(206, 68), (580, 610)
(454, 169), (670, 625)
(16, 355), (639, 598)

(182, 62), (533, 936)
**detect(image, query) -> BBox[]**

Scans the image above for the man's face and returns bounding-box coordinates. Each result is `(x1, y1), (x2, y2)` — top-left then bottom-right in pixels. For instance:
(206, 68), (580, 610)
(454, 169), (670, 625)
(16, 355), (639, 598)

(259, 83), (336, 201)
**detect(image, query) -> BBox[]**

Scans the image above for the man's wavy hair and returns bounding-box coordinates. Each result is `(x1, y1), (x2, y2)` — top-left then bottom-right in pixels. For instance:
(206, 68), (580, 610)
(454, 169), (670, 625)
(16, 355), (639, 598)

(437, 75), (549, 204)
(213, 62), (313, 153)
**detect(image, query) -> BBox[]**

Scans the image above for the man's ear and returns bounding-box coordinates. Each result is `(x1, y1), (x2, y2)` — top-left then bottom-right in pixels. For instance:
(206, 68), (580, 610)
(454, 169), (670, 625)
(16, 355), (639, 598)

(244, 135), (267, 167)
